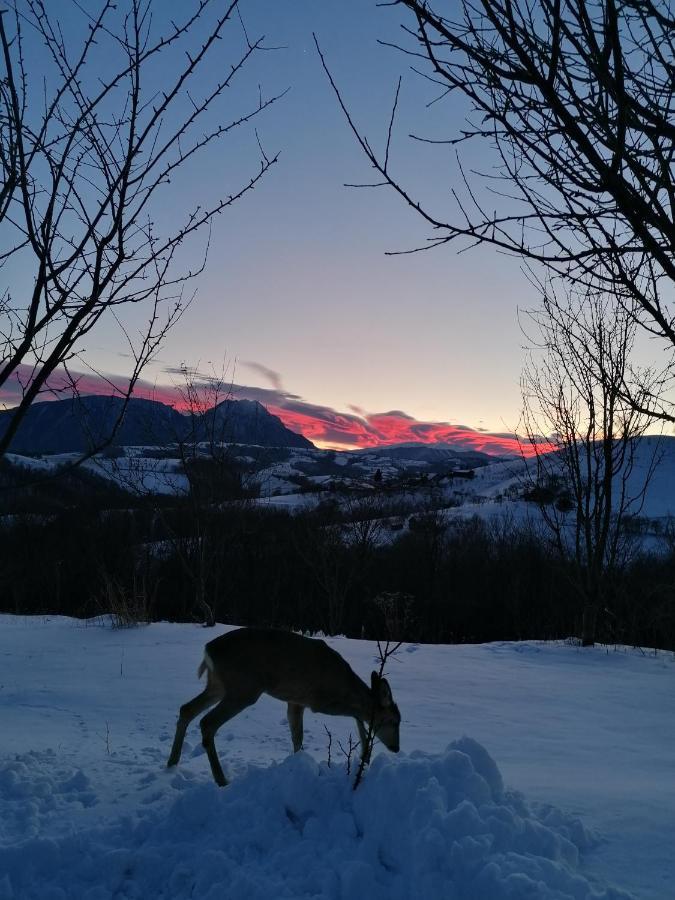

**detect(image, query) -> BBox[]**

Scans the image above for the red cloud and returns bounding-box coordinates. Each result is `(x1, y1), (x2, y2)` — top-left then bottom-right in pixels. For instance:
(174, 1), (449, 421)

(1, 363), (547, 457)
(268, 405), (541, 456)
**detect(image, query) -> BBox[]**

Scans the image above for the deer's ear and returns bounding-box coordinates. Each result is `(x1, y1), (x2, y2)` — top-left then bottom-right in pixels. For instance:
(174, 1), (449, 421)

(378, 676), (393, 707)
(371, 670), (380, 692)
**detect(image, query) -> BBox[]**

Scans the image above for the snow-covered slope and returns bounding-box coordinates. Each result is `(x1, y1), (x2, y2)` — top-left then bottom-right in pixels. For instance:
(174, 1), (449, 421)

(1, 617), (673, 899)
(622, 435), (675, 518)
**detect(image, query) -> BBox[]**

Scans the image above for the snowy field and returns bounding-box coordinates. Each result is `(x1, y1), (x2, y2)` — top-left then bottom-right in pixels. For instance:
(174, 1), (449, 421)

(0, 617), (673, 899)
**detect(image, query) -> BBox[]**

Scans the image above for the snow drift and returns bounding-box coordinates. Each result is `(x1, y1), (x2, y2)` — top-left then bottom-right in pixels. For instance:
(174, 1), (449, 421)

(0, 738), (631, 900)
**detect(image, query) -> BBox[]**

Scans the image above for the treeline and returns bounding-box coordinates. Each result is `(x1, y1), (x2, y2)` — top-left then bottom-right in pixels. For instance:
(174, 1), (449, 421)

(2, 496), (674, 650)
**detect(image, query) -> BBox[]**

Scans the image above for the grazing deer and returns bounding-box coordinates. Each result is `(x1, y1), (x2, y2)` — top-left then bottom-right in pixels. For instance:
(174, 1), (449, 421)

(167, 627), (401, 786)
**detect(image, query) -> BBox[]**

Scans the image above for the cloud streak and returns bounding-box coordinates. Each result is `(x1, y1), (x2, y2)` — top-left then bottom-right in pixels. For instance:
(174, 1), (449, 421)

(242, 360), (284, 392)
(0, 363), (544, 456)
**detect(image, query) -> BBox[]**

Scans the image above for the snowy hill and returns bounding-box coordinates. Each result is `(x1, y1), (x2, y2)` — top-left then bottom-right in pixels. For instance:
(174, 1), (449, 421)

(0, 617), (672, 899)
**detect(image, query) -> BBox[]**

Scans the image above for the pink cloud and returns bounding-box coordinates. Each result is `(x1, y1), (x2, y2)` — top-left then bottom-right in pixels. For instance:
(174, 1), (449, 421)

(1, 363), (547, 456)
(267, 404), (538, 456)
(0, 365), (180, 409)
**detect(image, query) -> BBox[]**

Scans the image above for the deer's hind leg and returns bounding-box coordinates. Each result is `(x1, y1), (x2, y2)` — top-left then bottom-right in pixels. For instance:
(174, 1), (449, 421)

(199, 692), (261, 787)
(167, 687), (220, 769)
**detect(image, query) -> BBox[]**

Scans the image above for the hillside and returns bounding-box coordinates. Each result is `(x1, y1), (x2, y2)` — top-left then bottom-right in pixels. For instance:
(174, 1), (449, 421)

(2, 433), (674, 536)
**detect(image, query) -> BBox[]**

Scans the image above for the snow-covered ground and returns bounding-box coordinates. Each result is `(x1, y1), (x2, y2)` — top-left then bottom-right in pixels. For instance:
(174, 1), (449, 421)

(1, 617), (673, 899)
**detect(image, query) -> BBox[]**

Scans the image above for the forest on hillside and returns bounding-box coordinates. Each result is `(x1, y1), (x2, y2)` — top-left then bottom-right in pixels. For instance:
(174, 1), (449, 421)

(2, 476), (673, 651)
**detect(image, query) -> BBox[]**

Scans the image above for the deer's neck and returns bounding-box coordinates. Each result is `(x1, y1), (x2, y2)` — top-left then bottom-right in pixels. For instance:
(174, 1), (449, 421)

(309, 669), (373, 721)
(346, 672), (375, 721)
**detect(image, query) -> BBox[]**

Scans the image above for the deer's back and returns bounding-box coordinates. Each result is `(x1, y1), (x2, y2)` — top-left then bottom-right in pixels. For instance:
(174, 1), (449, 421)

(204, 628), (364, 709)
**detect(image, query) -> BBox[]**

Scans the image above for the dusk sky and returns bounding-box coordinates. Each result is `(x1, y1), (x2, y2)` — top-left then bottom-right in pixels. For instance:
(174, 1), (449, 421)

(4, 0), (541, 451)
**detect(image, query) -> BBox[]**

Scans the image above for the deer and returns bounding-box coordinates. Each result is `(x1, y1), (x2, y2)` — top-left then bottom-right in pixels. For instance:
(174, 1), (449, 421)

(167, 627), (401, 786)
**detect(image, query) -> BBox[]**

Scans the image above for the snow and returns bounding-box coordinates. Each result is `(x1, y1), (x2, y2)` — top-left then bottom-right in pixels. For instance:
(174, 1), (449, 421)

(1, 618), (673, 899)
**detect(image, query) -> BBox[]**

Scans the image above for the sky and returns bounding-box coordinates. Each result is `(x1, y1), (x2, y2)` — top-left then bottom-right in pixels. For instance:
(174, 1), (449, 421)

(2, 0), (548, 451)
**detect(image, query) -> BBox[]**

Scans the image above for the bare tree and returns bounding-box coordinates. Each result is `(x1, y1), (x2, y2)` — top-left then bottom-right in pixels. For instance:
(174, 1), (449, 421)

(0, 0), (283, 456)
(100, 362), (260, 626)
(316, 1), (675, 421)
(521, 288), (662, 645)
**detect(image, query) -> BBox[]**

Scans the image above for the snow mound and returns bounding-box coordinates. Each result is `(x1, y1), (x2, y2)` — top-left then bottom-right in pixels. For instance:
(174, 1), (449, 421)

(0, 738), (632, 900)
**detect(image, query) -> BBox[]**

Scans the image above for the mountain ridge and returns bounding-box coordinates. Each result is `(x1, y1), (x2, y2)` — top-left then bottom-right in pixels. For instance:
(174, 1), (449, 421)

(0, 395), (314, 454)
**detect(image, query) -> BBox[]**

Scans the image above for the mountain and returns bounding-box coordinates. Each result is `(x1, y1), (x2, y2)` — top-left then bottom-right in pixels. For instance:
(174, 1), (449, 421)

(0, 395), (313, 454)
(190, 399), (313, 449)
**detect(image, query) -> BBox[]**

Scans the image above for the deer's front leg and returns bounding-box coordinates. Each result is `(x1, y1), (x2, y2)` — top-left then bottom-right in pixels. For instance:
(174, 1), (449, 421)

(287, 703), (305, 752)
(356, 718), (371, 762)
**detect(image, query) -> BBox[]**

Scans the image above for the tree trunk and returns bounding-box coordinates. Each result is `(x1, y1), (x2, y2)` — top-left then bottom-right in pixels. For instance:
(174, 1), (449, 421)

(581, 604), (598, 647)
